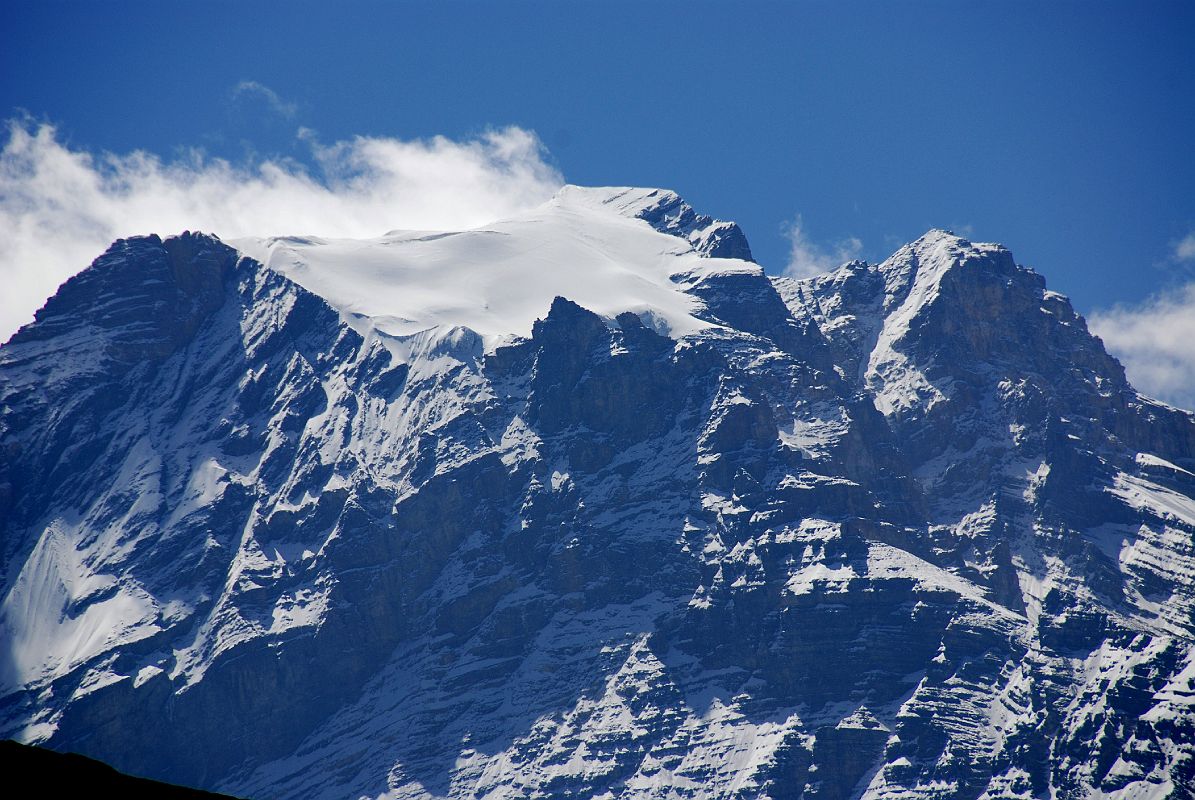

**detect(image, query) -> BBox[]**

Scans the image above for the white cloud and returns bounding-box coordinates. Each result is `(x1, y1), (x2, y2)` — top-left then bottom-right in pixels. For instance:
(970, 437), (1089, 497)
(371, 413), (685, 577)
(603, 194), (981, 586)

(231, 80), (297, 118)
(782, 214), (863, 279)
(1175, 232), (1195, 262)
(1089, 283), (1195, 412)
(0, 121), (563, 342)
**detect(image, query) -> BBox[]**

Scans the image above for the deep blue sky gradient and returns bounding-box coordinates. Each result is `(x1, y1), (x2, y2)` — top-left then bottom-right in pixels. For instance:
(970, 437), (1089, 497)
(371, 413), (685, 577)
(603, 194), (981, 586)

(4, 1), (1193, 315)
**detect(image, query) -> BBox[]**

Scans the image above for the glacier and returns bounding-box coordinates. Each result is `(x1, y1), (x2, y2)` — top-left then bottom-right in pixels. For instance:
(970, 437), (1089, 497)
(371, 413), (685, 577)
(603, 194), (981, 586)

(1, 186), (1194, 799)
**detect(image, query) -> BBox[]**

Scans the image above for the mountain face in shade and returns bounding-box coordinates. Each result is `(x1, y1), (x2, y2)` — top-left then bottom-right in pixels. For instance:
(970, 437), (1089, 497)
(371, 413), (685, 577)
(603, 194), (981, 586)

(2, 187), (1194, 800)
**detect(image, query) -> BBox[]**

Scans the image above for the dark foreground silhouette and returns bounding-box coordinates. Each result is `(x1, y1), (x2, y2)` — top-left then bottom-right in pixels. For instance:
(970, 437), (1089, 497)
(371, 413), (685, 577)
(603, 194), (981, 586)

(0, 740), (243, 798)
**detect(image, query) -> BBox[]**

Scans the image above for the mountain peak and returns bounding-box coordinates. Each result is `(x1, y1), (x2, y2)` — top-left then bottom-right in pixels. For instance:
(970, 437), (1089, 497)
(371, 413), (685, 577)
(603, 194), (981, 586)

(884, 227), (993, 270)
(876, 228), (1011, 307)
(6, 231), (235, 356)
(553, 184), (755, 261)
(913, 226), (967, 243)
(550, 184), (683, 216)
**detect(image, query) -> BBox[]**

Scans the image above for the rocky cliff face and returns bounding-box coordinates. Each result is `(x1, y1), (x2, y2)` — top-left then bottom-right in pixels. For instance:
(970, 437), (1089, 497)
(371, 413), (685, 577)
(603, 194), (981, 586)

(2, 189), (1193, 799)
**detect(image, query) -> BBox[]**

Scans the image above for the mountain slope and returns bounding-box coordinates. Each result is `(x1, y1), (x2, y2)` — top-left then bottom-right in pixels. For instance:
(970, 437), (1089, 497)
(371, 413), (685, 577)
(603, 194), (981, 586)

(2, 188), (1194, 799)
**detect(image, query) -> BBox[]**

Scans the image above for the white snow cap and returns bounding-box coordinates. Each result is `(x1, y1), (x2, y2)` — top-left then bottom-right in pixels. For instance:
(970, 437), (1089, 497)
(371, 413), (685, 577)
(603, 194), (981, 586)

(231, 185), (760, 348)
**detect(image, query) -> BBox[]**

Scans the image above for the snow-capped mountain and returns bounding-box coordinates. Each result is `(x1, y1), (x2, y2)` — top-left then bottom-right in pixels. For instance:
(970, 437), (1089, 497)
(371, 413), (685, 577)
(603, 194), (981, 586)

(2, 186), (1194, 799)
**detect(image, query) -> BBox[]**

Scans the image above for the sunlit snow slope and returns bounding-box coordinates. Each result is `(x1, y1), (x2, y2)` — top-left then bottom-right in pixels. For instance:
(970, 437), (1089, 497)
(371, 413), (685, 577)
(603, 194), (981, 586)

(2, 187), (1194, 800)
(231, 186), (758, 344)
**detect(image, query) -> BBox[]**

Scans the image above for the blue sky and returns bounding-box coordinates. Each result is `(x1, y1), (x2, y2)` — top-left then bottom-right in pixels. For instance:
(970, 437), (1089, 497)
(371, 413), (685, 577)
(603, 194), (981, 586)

(3, 1), (1195, 403)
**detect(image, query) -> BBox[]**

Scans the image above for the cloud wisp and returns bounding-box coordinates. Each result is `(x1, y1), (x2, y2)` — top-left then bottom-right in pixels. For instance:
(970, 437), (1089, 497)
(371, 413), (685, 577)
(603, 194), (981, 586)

(782, 214), (863, 279)
(1089, 283), (1195, 412)
(1175, 232), (1195, 262)
(231, 80), (298, 119)
(0, 122), (563, 342)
